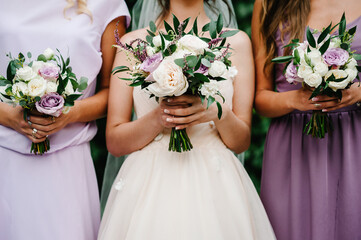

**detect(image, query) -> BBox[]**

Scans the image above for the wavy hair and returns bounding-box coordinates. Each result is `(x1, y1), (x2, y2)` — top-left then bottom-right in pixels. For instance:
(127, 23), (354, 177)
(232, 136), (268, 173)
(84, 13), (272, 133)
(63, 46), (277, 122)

(63, 0), (93, 22)
(259, 0), (310, 71)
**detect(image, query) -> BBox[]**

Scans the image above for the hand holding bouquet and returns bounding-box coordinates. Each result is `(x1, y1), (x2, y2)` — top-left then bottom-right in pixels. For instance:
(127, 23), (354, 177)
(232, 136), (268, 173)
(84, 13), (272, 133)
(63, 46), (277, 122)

(0, 48), (88, 154)
(113, 15), (238, 152)
(273, 14), (361, 138)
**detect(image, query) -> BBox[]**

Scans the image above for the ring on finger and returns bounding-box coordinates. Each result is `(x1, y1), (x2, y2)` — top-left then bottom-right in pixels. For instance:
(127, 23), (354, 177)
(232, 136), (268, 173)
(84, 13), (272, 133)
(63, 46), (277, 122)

(51, 116), (56, 123)
(32, 128), (38, 138)
(28, 120), (32, 126)
(314, 103), (321, 108)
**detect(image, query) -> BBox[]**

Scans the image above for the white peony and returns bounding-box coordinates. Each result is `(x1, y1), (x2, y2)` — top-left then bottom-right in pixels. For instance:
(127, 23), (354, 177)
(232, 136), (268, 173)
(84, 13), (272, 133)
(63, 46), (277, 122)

(199, 80), (220, 98)
(15, 66), (37, 82)
(46, 81), (59, 94)
(147, 58), (188, 97)
(222, 66), (238, 80)
(28, 76), (47, 97)
(304, 73), (322, 88)
(64, 81), (75, 95)
(297, 63), (314, 79)
(43, 48), (55, 60)
(177, 35), (208, 55)
(12, 82), (29, 96)
(208, 61), (227, 78)
(31, 61), (45, 73)
(325, 69), (349, 91)
(313, 62), (329, 76)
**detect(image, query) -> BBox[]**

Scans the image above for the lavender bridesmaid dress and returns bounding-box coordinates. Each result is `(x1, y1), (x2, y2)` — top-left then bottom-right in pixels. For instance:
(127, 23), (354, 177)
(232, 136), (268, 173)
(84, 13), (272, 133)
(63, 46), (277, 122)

(0, 1), (129, 240)
(261, 17), (361, 240)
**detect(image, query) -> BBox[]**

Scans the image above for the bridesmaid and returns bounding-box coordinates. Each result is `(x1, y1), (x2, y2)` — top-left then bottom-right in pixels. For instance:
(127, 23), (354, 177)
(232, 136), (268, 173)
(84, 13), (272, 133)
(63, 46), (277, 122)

(252, 0), (361, 239)
(0, 0), (129, 239)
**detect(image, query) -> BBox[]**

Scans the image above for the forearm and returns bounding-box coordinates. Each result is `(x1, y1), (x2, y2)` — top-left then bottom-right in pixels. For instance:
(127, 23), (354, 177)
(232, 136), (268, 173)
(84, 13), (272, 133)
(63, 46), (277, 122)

(214, 105), (251, 154)
(106, 109), (164, 157)
(255, 89), (297, 118)
(0, 102), (17, 128)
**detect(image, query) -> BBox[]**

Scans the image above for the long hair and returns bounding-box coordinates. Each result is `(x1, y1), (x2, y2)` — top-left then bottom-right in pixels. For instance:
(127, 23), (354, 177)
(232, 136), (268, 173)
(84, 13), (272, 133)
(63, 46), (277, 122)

(63, 0), (93, 22)
(260, 0), (310, 71)
(157, 0), (234, 27)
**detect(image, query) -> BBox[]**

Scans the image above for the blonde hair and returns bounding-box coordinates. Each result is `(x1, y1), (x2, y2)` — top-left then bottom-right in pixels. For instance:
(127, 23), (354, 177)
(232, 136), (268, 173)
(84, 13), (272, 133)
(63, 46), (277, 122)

(63, 0), (93, 22)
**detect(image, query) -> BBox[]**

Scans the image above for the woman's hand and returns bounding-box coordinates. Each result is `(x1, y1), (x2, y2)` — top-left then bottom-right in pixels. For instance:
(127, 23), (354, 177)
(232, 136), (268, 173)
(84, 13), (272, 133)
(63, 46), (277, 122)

(291, 87), (340, 111)
(321, 84), (361, 112)
(160, 95), (223, 130)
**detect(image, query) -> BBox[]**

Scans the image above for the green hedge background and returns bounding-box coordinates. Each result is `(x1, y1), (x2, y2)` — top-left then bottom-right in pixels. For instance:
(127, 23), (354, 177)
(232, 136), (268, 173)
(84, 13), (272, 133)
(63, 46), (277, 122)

(91, 0), (271, 192)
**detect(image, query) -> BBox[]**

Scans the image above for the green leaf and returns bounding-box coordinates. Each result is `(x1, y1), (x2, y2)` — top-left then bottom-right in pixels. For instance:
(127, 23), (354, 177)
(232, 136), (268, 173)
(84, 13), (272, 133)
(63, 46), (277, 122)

(192, 17), (198, 36)
(0, 79), (11, 86)
(111, 65), (130, 74)
(77, 77), (88, 91)
(348, 26), (357, 36)
(319, 37), (331, 55)
(202, 23), (210, 32)
(317, 23), (331, 44)
(66, 94), (82, 102)
(181, 17), (190, 33)
(149, 21), (157, 33)
(146, 35), (153, 44)
(207, 96), (215, 109)
(216, 101), (223, 119)
(129, 81), (144, 87)
(293, 49), (300, 65)
(339, 13), (346, 36)
(194, 73), (209, 82)
(306, 27), (316, 48)
(34, 96), (41, 102)
(146, 30), (155, 37)
(164, 20), (174, 34)
(220, 30), (239, 38)
(19, 100), (26, 107)
(173, 14), (180, 34)
(354, 54), (361, 61)
(340, 43), (349, 50)
(271, 55), (293, 63)
(37, 54), (47, 62)
(65, 57), (70, 66)
(201, 58), (211, 67)
(209, 20), (217, 39)
(160, 34), (166, 51)
(27, 52), (32, 59)
(186, 55), (198, 68)
(174, 58), (185, 68)
(6, 60), (17, 81)
(216, 14), (223, 33)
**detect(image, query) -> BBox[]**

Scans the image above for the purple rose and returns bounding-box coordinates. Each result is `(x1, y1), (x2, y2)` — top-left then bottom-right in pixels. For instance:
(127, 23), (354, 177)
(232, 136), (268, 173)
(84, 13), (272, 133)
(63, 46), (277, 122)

(35, 93), (64, 117)
(285, 63), (301, 84)
(140, 52), (163, 73)
(323, 48), (349, 66)
(39, 64), (59, 81)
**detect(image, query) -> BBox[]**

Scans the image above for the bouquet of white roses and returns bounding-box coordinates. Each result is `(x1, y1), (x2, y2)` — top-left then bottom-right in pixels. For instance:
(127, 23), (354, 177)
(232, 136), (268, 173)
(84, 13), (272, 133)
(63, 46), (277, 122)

(113, 14), (238, 152)
(272, 13), (361, 138)
(0, 48), (88, 154)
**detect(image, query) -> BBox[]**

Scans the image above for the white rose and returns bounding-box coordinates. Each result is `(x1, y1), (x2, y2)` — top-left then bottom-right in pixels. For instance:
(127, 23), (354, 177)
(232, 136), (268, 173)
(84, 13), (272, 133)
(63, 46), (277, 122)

(152, 35), (170, 48)
(146, 46), (156, 57)
(46, 81), (58, 94)
(329, 38), (341, 48)
(345, 68), (358, 83)
(64, 81), (75, 95)
(222, 66), (238, 80)
(12, 82), (29, 96)
(178, 35), (208, 55)
(15, 66), (37, 82)
(347, 58), (358, 69)
(297, 63), (313, 79)
(325, 69), (349, 91)
(313, 62), (329, 76)
(147, 58), (188, 97)
(199, 80), (220, 98)
(304, 73), (322, 88)
(213, 50), (222, 58)
(31, 61), (45, 73)
(28, 76), (47, 97)
(43, 48), (55, 60)
(307, 50), (322, 65)
(208, 61), (227, 78)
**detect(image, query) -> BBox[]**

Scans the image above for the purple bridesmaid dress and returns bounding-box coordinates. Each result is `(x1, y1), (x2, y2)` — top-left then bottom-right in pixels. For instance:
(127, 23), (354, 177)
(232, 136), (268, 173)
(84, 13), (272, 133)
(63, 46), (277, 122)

(261, 16), (361, 240)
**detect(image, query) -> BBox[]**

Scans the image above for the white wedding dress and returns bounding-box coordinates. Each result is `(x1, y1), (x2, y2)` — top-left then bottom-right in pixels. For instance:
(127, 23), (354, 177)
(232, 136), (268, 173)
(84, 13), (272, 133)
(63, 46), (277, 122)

(98, 73), (276, 239)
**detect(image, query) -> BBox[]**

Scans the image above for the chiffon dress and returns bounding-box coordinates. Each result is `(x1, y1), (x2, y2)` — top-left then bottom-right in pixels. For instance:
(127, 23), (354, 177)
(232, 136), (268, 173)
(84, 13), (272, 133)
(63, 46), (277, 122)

(98, 71), (276, 240)
(0, 1), (129, 239)
(261, 16), (361, 240)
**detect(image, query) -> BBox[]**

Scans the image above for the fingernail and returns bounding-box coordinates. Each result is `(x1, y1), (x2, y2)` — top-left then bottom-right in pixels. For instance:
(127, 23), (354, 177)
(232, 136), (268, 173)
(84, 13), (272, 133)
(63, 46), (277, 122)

(164, 109), (170, 114)
(166, 118), (173, 122)
(322, 109), (327, 112)
(175, 126), (180, 130)
(311, 97), (318, 102)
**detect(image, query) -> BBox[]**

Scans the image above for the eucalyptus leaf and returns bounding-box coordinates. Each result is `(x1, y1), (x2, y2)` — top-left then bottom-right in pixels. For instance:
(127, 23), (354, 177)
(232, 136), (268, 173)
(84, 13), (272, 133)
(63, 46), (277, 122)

(174, 58), (186, 68)
(220, 30), (239, 38)
(201, 58), (211, 67)
(149, 21), (157, 33)
(353, 54), (361, 61)
(186, 55), (198, 68)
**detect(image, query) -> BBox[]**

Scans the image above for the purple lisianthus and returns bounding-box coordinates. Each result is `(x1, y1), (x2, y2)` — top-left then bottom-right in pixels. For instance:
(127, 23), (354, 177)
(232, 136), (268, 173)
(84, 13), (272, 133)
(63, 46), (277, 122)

(323, 48), (349, 66)
(195, 64), (209, 75)
(35, 93), (64, 117)
(285, 63), (301, 84)
(38, 64), (60, 81)
(140, 52), (163, 73)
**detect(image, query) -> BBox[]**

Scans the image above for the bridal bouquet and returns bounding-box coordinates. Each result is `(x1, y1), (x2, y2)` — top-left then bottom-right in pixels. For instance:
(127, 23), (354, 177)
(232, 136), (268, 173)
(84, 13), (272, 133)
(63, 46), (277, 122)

(0, 48), (88, 154)
(272, 14), (361, 138)
(113, 14), (238, 152)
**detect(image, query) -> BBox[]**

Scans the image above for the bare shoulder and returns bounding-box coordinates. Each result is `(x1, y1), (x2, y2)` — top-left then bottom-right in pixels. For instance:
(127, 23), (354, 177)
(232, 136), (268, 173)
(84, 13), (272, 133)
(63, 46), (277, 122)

(119, 28), (149, 43)
(224, 28), (252, 51)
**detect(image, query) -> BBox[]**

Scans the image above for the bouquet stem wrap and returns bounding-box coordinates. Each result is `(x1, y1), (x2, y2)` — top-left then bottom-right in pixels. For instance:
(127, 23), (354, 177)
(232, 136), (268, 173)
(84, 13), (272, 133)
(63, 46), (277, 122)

(304, 110), (332, 138)
(169, 128), (193, 152)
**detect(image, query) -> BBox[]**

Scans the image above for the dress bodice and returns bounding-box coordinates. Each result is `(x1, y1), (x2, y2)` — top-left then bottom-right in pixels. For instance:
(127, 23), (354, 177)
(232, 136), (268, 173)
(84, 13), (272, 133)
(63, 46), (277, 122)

(0, 0), (130, 154)
(274, 16), (361, 93)
(132, 70), (236, 149)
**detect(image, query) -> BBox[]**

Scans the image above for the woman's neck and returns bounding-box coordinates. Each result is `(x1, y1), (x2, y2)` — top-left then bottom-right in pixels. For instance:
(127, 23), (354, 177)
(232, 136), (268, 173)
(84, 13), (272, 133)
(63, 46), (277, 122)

(162, 0), (210, 31)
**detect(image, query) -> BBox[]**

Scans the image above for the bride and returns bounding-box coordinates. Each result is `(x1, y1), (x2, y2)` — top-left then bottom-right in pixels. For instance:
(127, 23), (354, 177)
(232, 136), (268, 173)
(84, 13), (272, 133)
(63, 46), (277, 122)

(98, 0), (275, 239)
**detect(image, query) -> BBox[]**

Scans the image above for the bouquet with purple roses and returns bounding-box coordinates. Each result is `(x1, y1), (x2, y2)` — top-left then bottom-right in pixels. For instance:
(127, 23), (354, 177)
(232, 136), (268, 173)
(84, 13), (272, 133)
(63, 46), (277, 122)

(0, 48), (88, 154)
(113, 14), (238, 152)
(272, 14), (361, 138)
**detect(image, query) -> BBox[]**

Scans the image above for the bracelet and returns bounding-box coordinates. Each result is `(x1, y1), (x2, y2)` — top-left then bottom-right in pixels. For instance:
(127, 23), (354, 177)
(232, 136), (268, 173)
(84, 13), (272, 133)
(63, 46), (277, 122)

(357, 102), (361, 107)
